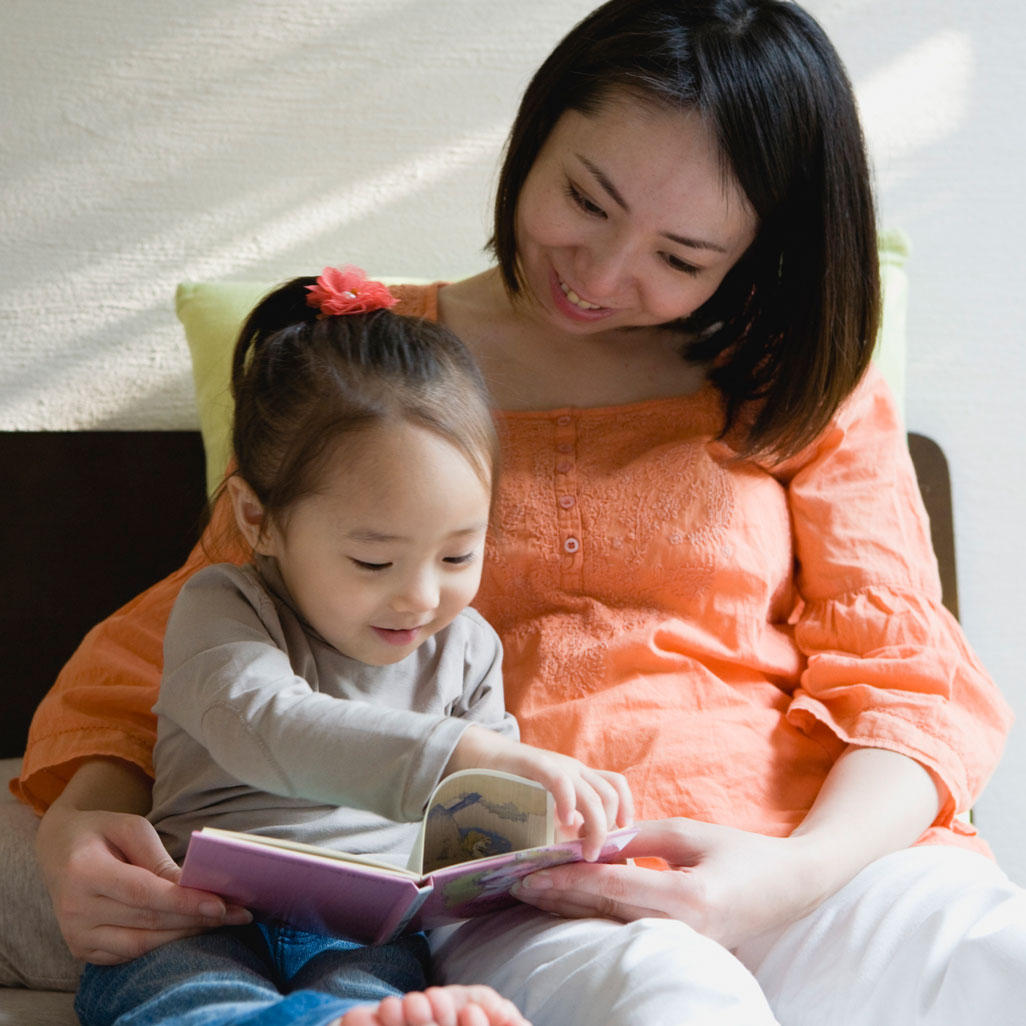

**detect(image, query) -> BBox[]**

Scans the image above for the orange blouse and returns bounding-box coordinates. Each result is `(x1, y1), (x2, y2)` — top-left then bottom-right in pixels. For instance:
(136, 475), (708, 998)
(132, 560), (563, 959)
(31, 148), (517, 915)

(15, 283), (1012, 854)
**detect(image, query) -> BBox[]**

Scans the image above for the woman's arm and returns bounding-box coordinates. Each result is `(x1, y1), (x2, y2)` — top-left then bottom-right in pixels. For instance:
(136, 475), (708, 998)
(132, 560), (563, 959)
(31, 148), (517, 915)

(18, 489), (246, 813)
(35, 757), (251, 964)
(512, 744), (940, 950)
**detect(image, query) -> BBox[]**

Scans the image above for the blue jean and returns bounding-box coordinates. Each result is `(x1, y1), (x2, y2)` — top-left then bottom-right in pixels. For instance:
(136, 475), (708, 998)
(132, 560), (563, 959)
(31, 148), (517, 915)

(75, 920), (430, 1026)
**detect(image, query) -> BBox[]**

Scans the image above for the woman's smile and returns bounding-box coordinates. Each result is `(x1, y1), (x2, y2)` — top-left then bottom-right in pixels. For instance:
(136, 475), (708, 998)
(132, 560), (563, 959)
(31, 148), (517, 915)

(550, 268), (615, 321)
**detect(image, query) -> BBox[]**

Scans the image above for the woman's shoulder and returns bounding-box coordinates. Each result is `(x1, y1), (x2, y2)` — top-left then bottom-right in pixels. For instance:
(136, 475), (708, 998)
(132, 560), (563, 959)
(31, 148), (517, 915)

(389, 280), (445, 321)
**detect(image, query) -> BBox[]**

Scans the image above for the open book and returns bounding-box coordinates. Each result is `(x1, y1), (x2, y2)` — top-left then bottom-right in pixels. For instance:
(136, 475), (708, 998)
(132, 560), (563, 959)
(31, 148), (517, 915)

(180, 768), (637, 945)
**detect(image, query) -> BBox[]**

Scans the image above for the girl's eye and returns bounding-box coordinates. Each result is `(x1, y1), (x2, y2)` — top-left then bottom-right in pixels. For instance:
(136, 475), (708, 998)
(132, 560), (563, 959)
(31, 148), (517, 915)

(565, 181), (605, 218)
(351, 559), (392, 571)
(661, 252), (700, 276)
(443, 553), (477, 566)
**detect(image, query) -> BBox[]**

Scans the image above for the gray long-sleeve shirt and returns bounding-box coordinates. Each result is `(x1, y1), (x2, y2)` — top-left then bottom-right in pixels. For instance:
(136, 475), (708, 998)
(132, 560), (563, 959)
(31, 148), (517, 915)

(149, 557), (517, 864)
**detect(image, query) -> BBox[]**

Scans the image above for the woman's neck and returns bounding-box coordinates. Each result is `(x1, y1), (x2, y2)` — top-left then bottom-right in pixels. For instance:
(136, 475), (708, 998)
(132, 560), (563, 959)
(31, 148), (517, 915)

(437, 269), (708, 411)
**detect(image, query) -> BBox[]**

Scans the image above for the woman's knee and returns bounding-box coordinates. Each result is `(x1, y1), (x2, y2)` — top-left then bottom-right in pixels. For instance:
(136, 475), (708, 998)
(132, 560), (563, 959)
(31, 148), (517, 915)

(738, 846), (1026, 1026)
(434, 910), (777, 1025)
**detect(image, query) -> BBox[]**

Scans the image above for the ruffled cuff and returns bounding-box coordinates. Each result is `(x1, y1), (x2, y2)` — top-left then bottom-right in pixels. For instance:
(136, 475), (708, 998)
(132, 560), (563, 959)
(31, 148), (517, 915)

(787, 586), (1012, 827)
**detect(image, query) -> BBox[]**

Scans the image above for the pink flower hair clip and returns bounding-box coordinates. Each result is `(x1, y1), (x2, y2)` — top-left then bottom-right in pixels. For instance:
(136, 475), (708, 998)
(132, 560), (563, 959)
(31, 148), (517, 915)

(305, 265), (397, 316)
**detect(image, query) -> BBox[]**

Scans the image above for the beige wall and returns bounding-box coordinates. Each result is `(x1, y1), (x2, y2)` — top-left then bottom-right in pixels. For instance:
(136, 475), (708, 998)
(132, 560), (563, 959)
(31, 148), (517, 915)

(2, 0), (1024, 881)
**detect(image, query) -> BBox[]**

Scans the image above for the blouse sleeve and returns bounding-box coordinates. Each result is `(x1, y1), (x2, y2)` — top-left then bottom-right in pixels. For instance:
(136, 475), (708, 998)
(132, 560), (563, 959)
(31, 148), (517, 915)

(157, 569), (514, 823)
(776, 366), (1013, 826)
(13, 492), (246, 813)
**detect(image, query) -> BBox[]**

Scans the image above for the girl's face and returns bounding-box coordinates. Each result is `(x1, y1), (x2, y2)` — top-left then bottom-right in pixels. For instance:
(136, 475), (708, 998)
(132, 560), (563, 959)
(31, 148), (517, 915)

(514, 92), (757, 338)
(248, 421), (491, 667)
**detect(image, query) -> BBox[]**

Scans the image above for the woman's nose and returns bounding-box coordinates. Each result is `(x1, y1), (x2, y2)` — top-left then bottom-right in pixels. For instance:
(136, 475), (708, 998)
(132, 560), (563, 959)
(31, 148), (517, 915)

(573, 241), (634, 302)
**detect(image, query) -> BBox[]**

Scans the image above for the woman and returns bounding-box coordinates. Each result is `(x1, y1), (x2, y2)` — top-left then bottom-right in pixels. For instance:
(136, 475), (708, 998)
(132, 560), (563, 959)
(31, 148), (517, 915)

(19, 1), (1023, 1023)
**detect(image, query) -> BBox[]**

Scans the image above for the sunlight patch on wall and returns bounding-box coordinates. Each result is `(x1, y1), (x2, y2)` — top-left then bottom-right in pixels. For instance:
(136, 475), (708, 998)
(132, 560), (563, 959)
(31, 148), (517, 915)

(856, 31), (973, 186)
(181, 121), (509, 281)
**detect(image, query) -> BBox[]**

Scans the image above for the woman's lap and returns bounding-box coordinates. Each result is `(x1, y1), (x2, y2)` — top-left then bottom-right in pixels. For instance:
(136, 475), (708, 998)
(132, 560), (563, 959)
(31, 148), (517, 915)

(432, 846), (1026, 1026)
(75, 922), (429, 1026)
(430, 905), (777, 1025)
(737, 845), (1026, 1026)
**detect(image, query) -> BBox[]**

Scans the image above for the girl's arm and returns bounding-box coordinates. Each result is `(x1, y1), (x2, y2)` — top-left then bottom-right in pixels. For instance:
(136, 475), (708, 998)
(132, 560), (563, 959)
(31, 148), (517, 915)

(35, 757), (250, 964)
(511, 744), (939, 949)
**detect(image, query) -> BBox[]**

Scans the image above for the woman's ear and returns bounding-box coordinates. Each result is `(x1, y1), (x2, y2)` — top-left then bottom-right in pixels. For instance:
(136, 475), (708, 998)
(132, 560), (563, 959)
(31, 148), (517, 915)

(227, 476), (274, 554)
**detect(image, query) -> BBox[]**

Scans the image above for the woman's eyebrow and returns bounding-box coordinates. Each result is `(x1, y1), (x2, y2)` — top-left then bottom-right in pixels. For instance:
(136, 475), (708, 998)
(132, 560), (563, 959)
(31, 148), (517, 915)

(578, 153), (630, 211)
(576, 153), (729, 254)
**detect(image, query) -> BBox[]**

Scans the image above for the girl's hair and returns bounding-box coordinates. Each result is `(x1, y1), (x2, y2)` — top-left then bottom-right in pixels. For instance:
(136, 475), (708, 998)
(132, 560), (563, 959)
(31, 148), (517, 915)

(228, 277), (498, 529)
(491, 0), (879, 460)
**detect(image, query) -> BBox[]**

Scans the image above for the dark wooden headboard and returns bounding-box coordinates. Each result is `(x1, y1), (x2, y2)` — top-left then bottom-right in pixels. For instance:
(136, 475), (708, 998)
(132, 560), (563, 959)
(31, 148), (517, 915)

(0, 431), (207, 758)
(0, 430), (957, 759)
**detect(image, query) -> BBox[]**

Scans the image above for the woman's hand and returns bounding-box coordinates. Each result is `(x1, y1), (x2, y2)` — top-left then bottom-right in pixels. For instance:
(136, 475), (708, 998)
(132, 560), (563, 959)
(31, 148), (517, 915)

(35, 759), (251, 964)
(511, 817), (823, 950)
(510, 746), (943, 950)
(447, 726), (634, 862)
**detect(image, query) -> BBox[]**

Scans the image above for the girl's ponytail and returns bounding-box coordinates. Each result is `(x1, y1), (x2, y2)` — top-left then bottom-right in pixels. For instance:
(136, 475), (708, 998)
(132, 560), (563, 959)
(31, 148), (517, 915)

(230, 277), (318, 403)
(224, 267), (497, 540)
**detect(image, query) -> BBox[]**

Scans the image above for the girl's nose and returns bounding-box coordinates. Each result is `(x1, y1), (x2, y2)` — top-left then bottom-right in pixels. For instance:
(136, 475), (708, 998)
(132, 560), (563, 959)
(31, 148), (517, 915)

(392, 568), (439, 613)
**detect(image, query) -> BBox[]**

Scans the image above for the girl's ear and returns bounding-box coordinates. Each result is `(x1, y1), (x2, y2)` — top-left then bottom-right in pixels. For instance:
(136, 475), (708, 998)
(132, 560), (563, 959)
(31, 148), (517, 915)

(227, 476), (274, 554)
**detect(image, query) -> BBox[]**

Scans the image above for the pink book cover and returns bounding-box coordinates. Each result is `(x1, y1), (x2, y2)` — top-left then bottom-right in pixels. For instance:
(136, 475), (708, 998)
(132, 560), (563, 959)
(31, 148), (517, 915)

(181, 830), (429, 945)
(181, 826), (637, 945)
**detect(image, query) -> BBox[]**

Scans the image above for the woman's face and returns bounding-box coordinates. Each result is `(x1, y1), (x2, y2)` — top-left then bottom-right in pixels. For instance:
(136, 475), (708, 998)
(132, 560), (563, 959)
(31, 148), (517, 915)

(514, 92), (757, 337)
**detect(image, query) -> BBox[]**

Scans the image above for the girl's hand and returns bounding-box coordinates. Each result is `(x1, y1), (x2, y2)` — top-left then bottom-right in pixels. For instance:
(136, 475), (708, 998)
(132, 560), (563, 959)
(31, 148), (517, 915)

(447, 727), (634, 862)
(510, 817), (829, 950)
(34, 759), (252, 964)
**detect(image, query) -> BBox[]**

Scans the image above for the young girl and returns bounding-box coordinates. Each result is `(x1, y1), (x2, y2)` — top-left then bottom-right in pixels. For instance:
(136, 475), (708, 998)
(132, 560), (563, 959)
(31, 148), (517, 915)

(73, 266), (632, 1026)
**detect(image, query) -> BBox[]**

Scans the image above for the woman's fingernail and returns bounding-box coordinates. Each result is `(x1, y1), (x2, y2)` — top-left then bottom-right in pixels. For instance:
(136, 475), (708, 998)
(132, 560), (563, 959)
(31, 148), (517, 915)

(519, 872), (552, 891)
(199, 901), (225, 917)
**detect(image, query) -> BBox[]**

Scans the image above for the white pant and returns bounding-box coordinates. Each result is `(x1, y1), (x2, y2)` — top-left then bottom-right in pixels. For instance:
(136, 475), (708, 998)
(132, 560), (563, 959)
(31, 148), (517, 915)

(430, 847), (1026, 1025)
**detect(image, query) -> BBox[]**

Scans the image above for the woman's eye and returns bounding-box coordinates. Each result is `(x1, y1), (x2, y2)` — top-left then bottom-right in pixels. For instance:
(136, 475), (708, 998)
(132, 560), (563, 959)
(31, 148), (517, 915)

(351, 559), (392, 571)
(443, 553), (477, 566)
(662, 252), (700, 276)
(565, 181), (605, 218)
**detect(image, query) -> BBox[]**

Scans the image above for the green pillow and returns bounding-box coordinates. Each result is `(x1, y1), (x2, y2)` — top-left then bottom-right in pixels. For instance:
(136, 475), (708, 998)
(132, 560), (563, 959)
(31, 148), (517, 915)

(875, 227), (910, 422)
(176, 281), (271, 497)
(177, 235), (909, 496)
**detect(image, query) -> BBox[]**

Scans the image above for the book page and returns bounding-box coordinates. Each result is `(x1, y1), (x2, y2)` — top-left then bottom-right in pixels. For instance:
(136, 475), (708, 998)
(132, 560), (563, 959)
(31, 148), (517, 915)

(417, 826), (638, 930)
(414, 769), (554, 874)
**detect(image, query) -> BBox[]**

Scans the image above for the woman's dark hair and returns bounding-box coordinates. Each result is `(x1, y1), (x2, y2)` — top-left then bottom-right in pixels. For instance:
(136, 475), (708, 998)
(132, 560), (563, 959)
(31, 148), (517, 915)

(228, 278), (497, 530)
(492, 0), (879, 460)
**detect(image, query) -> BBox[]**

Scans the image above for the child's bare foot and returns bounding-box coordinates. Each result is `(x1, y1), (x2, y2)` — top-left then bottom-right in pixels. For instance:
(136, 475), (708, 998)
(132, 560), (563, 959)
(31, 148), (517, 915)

(329, 984), (530, 1026)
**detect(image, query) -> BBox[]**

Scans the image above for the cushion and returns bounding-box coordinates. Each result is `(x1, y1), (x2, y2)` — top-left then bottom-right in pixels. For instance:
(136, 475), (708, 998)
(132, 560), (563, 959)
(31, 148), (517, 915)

(176, 281), (274, 498)
(176, 237), (910, 496)
(176, 276), (429, 497)
(0, 759), (83, 991)
(875, 228), (910, 422)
